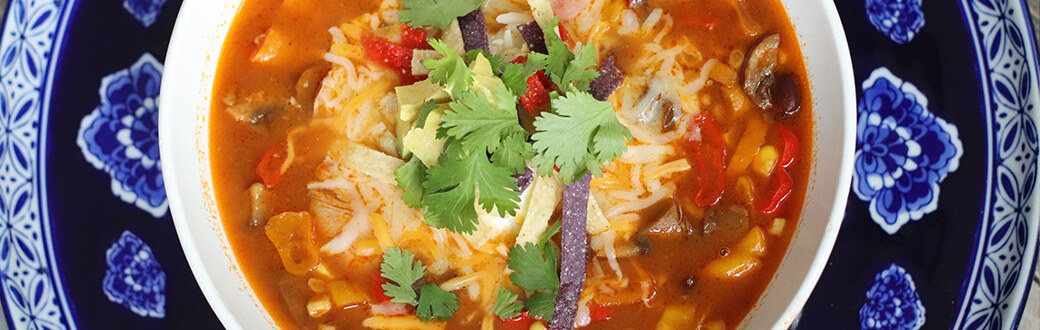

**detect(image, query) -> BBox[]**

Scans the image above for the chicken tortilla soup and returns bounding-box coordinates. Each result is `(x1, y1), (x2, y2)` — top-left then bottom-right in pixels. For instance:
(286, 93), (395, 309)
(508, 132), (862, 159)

(209, 0), (813, 328)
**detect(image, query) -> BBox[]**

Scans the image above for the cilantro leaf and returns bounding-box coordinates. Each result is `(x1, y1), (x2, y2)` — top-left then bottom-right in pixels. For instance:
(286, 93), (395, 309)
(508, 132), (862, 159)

(491, 287), (524, 320)
(415, 99), (439, 128)
(426, 39), (473, 95)
(542, 18), (573, 85)
(539, 220), (562, 247)
(507, 242), (560, 292)
(522, 52), (549, 79)
(400, 0), (484, 29)
(395, 157), (428, 209)
(539, 18), (599, 92)
(524, 291), (557, 320)
(498, 62), (528, 95)
(380, 248), (426, 305)
(423, 146), (521, 233)
(559, 44), (600, 91)
(440, 87), (532, 172)
(416, 283), (460, 321)
(531, 91), (632, 183)
(464, 50), (531, 96)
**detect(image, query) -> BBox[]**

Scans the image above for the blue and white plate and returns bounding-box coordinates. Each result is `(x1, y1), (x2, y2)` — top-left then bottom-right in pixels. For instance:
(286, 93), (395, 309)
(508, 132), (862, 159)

(797, 0), (1039, 329)
(0, 0), (1035, 329)
(0, 0), (220, 328)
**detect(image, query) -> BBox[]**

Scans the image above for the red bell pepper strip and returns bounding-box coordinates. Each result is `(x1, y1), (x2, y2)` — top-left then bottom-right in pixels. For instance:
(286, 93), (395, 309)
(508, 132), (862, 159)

(758, 125), (799, 215)
(362, 35), (413, 73)
(400, 26), (430, 50)
(501, 311), (535, 328)
(589, 305), (612, 321)
(256, 147), (286, 188)
(687, 113), (727, 206)
(511, 56), (551, 113)
(758, 167), (792, 216)
(777, 125), (798, 169)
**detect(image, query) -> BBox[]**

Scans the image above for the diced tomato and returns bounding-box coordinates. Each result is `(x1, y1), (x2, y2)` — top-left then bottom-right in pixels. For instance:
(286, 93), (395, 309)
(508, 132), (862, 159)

(589, 305), (612, 321)
(401, 26), (430, 49)
(369, 275), (392, 303)
(687, 113), (727, 206)
(256, 147), (286, 188)
(501, 311), (535, 328)
(362, 36), (413, 73)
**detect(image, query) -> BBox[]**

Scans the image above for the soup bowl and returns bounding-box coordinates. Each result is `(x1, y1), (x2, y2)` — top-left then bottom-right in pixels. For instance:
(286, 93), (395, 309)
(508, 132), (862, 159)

(159, 0), (855, 328)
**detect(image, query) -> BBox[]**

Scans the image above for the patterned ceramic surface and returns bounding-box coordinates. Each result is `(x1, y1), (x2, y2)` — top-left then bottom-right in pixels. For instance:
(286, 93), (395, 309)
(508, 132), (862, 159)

(0, 0), (1035, 329)
(0, 0), (217, 328)
(798, 0), (1039, 329)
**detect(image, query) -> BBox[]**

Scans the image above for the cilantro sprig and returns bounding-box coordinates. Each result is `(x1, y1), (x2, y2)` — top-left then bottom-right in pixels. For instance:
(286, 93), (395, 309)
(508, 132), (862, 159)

(532, 91), (633, 183)
(422, 142), (520, 233)
(400, 0), (484, 29)
(380, 247), (427, 305)
(492, 287), (524, 320)
(379, 248), (461, 322)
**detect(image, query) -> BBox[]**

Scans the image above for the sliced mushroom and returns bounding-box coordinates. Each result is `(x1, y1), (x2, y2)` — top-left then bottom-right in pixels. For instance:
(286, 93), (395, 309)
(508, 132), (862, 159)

(702, 205), (749, 238)
(643, 201), (692, 237)
(742, 34), (780, 109)
(294, 66), (326, 114)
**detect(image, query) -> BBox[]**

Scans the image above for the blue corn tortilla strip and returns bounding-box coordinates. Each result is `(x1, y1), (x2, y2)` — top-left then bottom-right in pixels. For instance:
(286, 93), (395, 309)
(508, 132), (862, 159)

(590, 54), (622, 101)
(549, 172), (591, 330)
(514, 167), (535, 191)
(516, 21), (548, 54)
(459, 8), (490, 52)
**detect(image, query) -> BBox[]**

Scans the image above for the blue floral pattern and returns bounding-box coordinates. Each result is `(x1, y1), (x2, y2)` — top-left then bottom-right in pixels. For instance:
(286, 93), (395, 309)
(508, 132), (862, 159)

(77, 53), (167, 218)
(853, 67), (963, 234)
(865, 0), (925, 44)
(123, 0), (168, 27)
(103, 230), (165, 318)
(860, 263), (926, 330)
(0, 0), (77, 328)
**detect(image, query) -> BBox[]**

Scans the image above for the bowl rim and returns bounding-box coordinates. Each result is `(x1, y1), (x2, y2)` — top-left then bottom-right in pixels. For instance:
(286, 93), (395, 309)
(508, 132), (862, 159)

(158, 0), (856, 329)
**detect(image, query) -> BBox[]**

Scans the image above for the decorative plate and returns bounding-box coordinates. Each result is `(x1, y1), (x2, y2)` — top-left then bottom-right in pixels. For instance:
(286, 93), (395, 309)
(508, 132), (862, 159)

(0, 0), (1035, 330)
(0, 0), (221, 328)
(796, 0), (1040, 329)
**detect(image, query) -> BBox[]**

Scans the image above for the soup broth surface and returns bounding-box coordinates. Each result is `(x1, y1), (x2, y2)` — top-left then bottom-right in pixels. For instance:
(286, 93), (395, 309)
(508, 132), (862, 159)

(210, 0), (813, 328)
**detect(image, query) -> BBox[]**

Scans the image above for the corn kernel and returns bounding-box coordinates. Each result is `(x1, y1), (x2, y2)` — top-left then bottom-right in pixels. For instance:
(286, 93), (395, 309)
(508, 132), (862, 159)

(752, 145), (780, 176)
(307, 293), (332, 318)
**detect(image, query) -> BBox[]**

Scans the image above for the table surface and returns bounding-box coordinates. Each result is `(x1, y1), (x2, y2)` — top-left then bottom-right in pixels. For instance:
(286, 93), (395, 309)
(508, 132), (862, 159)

(0, 0), (1032, 329)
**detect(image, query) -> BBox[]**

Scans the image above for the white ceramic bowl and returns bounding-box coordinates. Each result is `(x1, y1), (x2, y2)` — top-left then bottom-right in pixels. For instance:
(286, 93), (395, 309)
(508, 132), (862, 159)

(159, 1), (855, 328)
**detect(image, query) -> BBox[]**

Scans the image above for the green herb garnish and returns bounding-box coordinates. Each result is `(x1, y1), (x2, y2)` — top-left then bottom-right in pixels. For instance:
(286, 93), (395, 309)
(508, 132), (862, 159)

(400, 0), (485, 29)
(491, 287), (524, 320)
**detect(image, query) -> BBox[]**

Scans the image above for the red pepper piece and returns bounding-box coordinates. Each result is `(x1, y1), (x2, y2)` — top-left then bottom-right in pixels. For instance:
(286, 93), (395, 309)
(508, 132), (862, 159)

(511, 56), (551, 113)
(362, 35), (413, 73)
(778, 125), (798, 169)
(501, 311), (535, 328)
(369, 274), (392, 303)
(758, 125), (799, 215)
(688, 113), (727, 206)
(401, 26), (430, 50)
(519, 73), (550, 113)
(558, 25), (571, 43)
(758, 167), (793, 215)
(256, 147), (286, 188)
(589, 305), (612, 321)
